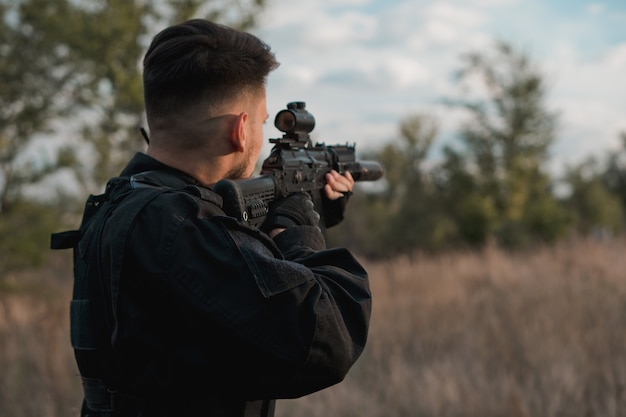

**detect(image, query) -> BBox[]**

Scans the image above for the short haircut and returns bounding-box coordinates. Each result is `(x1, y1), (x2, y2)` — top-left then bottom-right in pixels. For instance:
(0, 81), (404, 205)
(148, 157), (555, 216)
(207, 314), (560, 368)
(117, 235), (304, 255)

(143, 19), (279, 119)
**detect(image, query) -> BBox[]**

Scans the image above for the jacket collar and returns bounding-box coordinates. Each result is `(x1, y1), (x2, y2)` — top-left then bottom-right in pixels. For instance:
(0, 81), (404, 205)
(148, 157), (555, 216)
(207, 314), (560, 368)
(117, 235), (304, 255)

(119, 152), (200, 188)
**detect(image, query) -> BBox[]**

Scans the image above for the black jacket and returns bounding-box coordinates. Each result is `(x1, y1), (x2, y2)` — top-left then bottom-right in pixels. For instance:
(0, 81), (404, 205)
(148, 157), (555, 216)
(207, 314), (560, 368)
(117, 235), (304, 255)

(82, 152), (371, 416)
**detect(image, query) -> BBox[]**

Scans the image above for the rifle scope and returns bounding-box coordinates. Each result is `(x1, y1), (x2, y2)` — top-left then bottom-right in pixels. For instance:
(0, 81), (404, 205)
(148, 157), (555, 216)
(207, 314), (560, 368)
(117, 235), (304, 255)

(274, 101), (315, 135)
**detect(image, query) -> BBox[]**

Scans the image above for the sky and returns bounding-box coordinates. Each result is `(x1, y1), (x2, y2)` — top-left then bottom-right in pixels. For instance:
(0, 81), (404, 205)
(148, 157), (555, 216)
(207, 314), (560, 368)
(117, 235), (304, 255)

(252, 0), (626, 175)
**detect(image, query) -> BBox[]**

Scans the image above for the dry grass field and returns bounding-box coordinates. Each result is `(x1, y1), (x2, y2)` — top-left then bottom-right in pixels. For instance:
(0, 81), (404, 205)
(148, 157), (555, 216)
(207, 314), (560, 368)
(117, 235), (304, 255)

(1, 237), (625, 416)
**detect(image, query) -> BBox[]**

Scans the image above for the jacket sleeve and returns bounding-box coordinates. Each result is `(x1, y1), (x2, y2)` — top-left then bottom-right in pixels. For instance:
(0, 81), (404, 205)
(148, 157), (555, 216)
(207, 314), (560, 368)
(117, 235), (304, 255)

(268, 225), (372, 395)
(121, 192), (371, 400)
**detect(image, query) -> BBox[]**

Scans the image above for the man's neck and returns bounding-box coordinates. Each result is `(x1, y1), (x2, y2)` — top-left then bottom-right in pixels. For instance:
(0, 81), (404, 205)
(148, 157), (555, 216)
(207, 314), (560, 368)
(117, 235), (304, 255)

(146, 147), (235, 186)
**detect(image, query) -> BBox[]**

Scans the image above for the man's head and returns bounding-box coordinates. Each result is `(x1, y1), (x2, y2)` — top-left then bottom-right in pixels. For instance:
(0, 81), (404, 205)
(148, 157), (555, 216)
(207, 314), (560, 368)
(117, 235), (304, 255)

(142, 19), (279, 181)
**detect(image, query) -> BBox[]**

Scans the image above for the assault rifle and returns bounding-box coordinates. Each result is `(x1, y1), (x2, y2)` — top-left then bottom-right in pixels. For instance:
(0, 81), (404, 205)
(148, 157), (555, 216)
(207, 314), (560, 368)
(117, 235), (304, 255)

(214, 101), (384, 228)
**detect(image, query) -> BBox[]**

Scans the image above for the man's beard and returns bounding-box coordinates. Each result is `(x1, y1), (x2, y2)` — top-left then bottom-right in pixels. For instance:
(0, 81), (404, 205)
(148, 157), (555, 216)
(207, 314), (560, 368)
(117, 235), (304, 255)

(224, 151), (255, 180)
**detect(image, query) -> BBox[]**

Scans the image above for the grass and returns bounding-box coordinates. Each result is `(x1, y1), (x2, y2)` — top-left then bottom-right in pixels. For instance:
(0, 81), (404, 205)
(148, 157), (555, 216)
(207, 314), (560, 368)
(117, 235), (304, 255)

(0, 253), (82, 417)
(278, 237), (626, 417)
(1, 237), (625, 416)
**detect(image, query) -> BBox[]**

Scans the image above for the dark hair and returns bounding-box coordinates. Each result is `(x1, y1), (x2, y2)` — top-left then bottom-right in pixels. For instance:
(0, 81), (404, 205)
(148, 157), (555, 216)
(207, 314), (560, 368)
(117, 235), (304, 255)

(143, 19), (279, 118)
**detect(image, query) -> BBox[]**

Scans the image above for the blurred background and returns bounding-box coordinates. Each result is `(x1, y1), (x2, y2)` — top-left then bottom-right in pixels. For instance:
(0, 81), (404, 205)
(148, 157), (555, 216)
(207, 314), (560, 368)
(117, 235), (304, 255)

(1, 1), (625, 416)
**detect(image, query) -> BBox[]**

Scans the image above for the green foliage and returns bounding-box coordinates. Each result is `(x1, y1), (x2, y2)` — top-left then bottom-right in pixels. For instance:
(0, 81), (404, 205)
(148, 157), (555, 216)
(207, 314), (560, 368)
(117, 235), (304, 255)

(339, 40), (590, 255)
(26, 0), (268, 189)
(376, 114), (445, 254)
(455, 194), (497, 245)
(326, 192), (390, 257)
(0, 0), (267, 274)
(564, 157), (624, 235)
(327, 114), (442, 256)
(433, 146), (496, 245)
(521, 189), (571, 242)
(603, 132), (626, 213)
(0, 1), (79, 211)
(0, 199), (67, 273)
(1, 0), (269, 199)
(441, 40), (569, 247)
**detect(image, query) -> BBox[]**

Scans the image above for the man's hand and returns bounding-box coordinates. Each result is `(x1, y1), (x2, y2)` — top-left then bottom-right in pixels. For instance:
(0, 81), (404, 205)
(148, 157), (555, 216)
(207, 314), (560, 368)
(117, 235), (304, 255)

(265, 171), (355, 238)
(262, 193), (320, 238)
(324, 170), (354, 200)
(322, 170), (354, 228)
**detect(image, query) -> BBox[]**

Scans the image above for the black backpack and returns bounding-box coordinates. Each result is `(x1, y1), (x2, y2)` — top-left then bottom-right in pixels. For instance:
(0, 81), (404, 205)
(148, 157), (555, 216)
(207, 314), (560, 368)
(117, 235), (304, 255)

(50, 172), (225, 416)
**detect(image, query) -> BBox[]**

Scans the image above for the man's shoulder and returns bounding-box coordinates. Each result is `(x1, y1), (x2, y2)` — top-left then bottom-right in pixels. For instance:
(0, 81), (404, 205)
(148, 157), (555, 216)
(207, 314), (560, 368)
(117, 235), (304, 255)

(105, 169), (222, 217)
(123, 180), (223, 221)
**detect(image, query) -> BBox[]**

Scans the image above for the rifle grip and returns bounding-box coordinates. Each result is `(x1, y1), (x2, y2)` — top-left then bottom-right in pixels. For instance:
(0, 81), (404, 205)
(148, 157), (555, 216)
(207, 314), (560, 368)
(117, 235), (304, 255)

(213, 176), (277, 227)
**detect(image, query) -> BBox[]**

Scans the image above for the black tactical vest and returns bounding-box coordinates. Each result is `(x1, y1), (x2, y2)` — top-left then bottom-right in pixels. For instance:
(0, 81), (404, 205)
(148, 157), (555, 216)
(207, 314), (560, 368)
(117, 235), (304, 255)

(51, 172), (275, 417)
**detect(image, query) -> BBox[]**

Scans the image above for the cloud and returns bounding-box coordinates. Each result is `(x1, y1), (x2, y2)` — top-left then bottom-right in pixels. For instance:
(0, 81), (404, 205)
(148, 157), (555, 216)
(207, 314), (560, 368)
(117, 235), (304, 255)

(586, 3), (605, 15)
(548, 42), (626, 166)
(423, 2), (487, 32)
(258, 0), (626, 170)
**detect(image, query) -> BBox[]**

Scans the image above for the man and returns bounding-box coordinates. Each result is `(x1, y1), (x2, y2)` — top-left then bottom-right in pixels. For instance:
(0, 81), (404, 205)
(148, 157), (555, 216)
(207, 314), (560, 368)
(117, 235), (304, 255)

(56, 19), (371, 417)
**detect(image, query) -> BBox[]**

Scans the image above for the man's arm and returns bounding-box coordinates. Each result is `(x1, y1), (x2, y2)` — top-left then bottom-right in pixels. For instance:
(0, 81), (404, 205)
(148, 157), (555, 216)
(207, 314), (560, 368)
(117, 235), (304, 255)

(120, 190), (371, 399)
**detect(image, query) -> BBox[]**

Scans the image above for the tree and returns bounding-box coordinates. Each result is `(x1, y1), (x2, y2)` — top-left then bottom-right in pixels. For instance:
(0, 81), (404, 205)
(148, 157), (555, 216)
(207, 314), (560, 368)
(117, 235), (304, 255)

(433, 146), (497, 245)
(563, 157), (623, 236)
(439, 40), (568, 247)
(603, 132), (626, 215)
(0, 0), (267, 273)
(381, 114), (452, 252)
(1, 0), (268, 204)
(0, 0), (76, 213)
(64, 0), (268, 189)
(328, 113), (448, 256)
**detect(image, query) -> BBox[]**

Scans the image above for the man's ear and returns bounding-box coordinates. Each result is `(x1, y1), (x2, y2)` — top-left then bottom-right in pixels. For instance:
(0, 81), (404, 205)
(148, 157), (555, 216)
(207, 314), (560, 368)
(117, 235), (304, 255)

(230, 112), (248, 153)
